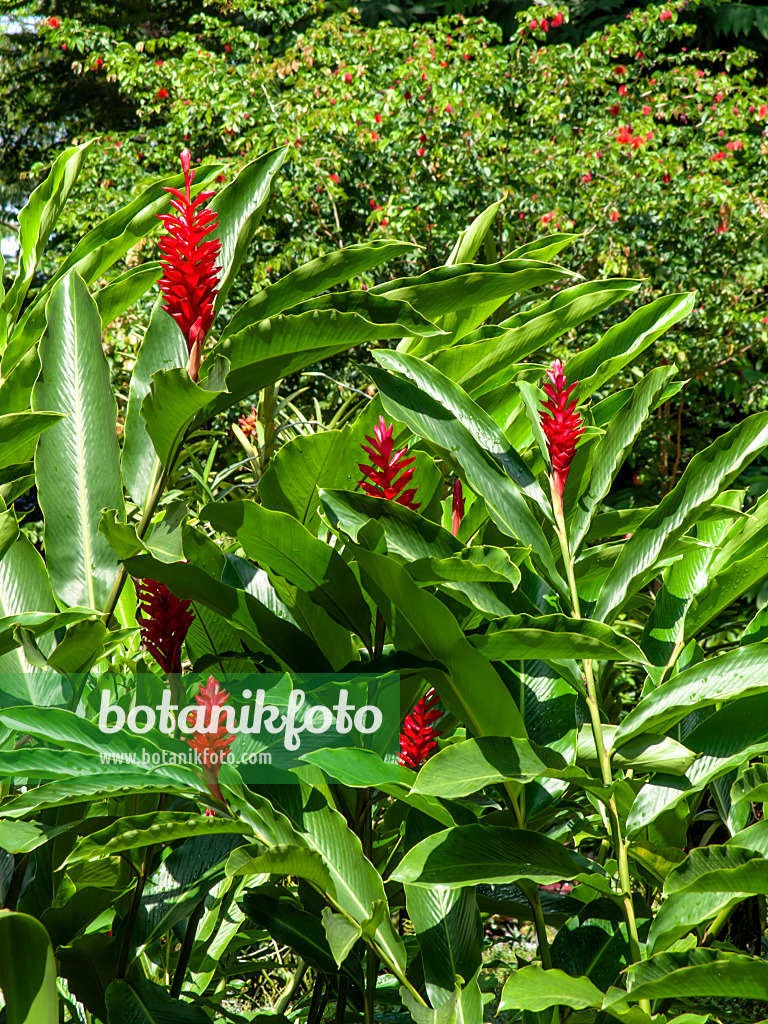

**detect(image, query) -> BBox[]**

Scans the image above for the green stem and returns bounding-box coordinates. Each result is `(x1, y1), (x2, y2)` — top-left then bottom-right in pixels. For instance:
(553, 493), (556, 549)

(529, 887), (553, 970)
(553, 487), (647, 1007)
(275, 959), (308, 1014)
(170, 897), (206, 997)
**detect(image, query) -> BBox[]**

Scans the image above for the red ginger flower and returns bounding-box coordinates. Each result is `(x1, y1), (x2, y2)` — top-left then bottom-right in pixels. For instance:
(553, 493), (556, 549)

(359, 416), (420, 510)
(399, 689), (443, 770)
(158, 149), (221, 380)
(187, 675), (235, 802)
(451, 479), (465, 537)
(135, 578), (195, 675)
(238, 404), (258, 438)
(540, 359), (585, 503)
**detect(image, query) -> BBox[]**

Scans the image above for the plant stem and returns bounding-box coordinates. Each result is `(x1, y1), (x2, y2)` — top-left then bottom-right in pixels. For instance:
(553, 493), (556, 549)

(170, 897), (206, 998)
(553, 491), (647, 1008)
(275, 959), (308, 1014)
(529, 887), (553, 970)
(335, 975), (348, 1024)
(117, 844), (155, 978)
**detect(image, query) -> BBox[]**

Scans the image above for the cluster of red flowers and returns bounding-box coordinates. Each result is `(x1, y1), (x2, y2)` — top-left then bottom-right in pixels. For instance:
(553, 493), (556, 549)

(238, 405), (259, 439)
(528, 11), (563, 31)
(616, 126), (651, 149)
(135, 579), (195, 675)
(158, 149), (222, 380)
(540, 359), (585, 503)
(187, 676), (235, 803)
(399, 689), (443, 770)
(359, 417), (420, 510)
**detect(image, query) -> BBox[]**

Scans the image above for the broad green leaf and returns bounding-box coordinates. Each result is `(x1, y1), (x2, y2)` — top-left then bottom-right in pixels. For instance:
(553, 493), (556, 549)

(211, 146), (289, 313)
(664, 844), (768, 896)
(32, 271), (124, 610)
(391, 824), (597, 887)
(504, 233), (578, 262)
(647, 890), (747, 954)
(594, 414), (768, 622)
(626, 693), (768, 833)
(732, 764), (768, 806)
(2, 140), (95, 325)
(123, 553), (330, 670)
(575, 724), (695, 775)
(0, 772), (202, 818)
(122, 301), (188, 508)
(568, 365), (678, 552)
(0, 910), (58, 1024)
(412, 736), (579, 800)
(603, 949), (768, 1011)
(367, 359), (565, 594)
(471, 615), (647, 663)
(320, 488), (533, 619)
(445, 200), (503, 267)
(431, 280), (638, 397)
(140, 357), (229, 468)
(67, 812), (252, 865)
(568, 293), (696, 398)
(201, 500), (372, 648)
(406, 885), (482, 1008)
(499, 966), (604, 1012)
(105, 978), (209, 1023)
(93, 262), (162, 329)
(352, 545), (527, 739)
(0, 411), (62, 470)
(615, 643), (768, 745)
(259, 430), (358, 533)
(220, 239), (417, 344)
(227, 843), (331, 889)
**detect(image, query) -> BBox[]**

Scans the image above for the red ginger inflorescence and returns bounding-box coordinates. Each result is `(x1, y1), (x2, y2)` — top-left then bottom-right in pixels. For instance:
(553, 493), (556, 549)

(359, 416), (420, 510)
(451, 478), (465, 537)
(135, 578), (195, 675)
(540, 359), (585, 504)
(187, 675), (235, 802)
(399, 689), (443, 770)
(158, 149), (221, 380)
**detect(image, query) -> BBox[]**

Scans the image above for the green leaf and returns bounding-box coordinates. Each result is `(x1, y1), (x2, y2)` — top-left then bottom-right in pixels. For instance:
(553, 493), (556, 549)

(0, 910), (58, 1024)
(220, 239), (417, 344)
(140, 358), (229, 468)
(575, 725), (695, 775)
(0, 412), (62, 470)
(31, 271), (124, 610)
(568, 366), (678, 552)
(568, 293), (696, 399)
(352, 545), (527, 739)
(367, 357), (565, 594)
(2, 140), (96, 325)
(603, 949), (768, 1011)
(499, 966), (604, 1012)
(122, 301), (188, 509)
(0, 772), (201, 818)
(201, 500), (372, 648)
(211, 147), (289, 313)
(391, 824), (597, 887)
(406, 886), (482, 1007)
(664, 844), (768, 896)
(445, 200), (503, 267)
(320, 488), (531, 619)
(321, 907), (362, 965)
(471, 615), (647, 663)
(594, 414), (768, 622)
(430, 280), (638, 397)
(67, 812), (252, 865)
(94, 263), (162, 329)
(412, 736), (588, 800)
(105, 978), (209, 1023)
(615, 644), (768, 745)
(648, 891), (746, 954)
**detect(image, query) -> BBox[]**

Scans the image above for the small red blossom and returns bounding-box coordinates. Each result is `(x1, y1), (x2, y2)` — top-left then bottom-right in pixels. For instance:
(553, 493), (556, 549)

(371, 131), (379, 140)
(643, 104), (652, 115)
(582, 171), (592, 183)
(714, 91), (724, 104)
(540, 359), (585, 503)
(157, 149), (222, 380)
(609, 209), (620, 221)
(187, 676), (235, 803)
(760, 104), (768, 117)
(529, 18), (538, 28)
(659, 9), (673, 20)
(541, 18), (549, 30)
(404, 90), (412, 100)
(618, 84), (627, 96)
(156, 59), (163, 67)
(329, 172), (340, 183)
(416, 147), (426, 156)
(156, 88), (169, 99)
(399, 689), (443, 770)
(663, 172), (671, 182)
(551, 12), (563, 26)
(344, 72), (353, 83)
(616, 125), (633, 144)
(445, 103), (453, 113)
(375, 112), (382, 123)
(609, 103), (621, 116)
(135, 579), (195, 675)
(725, 139), (743, 151)
(46, 15), (61, 27)
(451, 479), (465, 537)
(710, 150), (726, 161)
(359, 416), (420, 510)
(94, 57), (104, 68)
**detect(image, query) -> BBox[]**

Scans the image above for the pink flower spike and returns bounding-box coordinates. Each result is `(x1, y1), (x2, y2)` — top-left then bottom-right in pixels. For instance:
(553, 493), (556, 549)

(451, 479), (465, 537)
(540, 359), (585, 505)
(359, 417), (420, 510)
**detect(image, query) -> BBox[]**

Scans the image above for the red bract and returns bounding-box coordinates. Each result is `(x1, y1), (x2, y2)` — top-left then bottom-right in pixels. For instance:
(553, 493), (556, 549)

(187, 675), (235, 802)
(135, 578), (195, 675)
(359, 417), (420, 510)
(540, 359), (585, 503)
(551, 12), (563, 27)
(158, 148), (221, 380)
(451, 479), (465, 537)
(399, 689), (443, 770)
